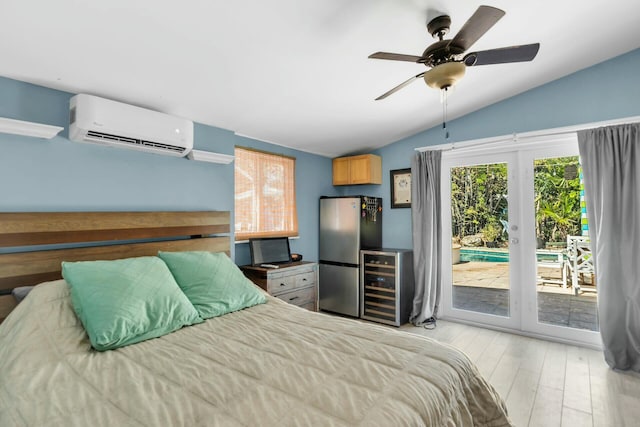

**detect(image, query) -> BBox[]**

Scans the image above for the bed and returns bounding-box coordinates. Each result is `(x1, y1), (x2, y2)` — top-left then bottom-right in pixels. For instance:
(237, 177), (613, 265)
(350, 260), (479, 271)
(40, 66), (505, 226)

(0, 211), (511, 426)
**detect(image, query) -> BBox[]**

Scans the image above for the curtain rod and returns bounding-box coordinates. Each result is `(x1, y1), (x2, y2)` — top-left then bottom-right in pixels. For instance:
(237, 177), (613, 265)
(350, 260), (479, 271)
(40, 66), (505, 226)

(415, 115), (640, 152)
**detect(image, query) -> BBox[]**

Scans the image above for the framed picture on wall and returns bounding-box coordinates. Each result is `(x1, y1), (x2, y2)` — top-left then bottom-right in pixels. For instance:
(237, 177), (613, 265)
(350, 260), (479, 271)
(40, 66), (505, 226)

(390, 168), (411, 209)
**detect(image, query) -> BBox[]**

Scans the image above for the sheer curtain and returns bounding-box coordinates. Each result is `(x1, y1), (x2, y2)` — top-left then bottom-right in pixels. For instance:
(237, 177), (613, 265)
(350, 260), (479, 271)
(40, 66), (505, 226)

(578, 123), (640, 372)
(410, 150), (442, 325)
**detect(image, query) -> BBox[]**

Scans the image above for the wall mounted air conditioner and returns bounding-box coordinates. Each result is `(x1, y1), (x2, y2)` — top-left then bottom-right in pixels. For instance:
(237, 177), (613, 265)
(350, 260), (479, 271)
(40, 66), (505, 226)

(69, 94), (193, 157)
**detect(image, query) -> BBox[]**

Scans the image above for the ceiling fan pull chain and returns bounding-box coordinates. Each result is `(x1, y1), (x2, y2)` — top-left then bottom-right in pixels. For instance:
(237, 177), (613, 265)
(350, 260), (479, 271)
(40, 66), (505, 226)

(442, 87), (450, 141)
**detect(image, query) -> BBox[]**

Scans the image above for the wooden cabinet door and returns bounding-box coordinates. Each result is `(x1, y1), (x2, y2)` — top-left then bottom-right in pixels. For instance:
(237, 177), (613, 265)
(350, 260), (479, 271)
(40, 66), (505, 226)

(332, 157), (350, 185)
(349, 155), (371, 184)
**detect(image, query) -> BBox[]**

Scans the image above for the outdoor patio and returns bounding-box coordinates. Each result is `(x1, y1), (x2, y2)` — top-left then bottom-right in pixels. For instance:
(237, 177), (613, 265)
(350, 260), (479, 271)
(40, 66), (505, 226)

(452, 261), (599, 331)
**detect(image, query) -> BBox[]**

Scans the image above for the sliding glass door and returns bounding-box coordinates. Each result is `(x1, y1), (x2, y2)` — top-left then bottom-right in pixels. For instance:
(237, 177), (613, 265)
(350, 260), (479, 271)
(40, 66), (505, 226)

(441, 136), (600, 347)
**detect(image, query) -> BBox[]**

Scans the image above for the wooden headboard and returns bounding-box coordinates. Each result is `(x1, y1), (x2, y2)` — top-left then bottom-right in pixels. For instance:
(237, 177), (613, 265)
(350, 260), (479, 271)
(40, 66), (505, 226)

(0, 211), (231, 322)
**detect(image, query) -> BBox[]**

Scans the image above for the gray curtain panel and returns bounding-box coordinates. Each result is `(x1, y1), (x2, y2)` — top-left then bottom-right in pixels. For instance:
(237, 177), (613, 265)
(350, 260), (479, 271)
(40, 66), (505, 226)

(410, 150), (442, 325)
(577, 123), (640, 372)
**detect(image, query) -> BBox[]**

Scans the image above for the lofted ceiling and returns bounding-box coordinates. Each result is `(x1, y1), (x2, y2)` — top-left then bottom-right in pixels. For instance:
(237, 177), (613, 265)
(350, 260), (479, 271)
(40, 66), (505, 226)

(1, 1), (640, 158)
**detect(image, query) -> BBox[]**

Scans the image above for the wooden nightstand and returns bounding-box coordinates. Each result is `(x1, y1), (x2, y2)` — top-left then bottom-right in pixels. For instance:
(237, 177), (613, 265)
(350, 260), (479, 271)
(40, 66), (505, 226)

(240, 262), (318, 311)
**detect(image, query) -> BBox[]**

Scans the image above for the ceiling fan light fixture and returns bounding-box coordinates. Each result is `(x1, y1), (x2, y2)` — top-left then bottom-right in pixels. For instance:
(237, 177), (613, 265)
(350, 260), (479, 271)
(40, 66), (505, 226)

(423, 62), (466, 89)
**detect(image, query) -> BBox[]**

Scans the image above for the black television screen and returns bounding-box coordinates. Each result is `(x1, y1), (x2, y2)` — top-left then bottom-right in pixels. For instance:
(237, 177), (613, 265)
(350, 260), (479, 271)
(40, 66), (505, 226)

(249, 237), (291, 266)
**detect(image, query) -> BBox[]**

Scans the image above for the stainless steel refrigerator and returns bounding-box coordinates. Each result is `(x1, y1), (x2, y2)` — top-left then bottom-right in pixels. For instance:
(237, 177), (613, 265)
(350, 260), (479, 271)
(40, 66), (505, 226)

(319, 196), (382, 316)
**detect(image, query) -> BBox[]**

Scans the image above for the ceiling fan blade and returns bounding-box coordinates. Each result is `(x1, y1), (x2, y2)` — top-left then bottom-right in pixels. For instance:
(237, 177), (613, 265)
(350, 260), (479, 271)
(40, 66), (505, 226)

(369, 52), (422, 63)
(449, 5), (505, 52)
(463, 43), (540, 66)
(375, 72), (425, 100)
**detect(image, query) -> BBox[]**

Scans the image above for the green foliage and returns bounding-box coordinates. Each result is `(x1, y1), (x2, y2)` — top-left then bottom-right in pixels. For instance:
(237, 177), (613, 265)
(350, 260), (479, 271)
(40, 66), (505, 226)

(451, 157), (582, 244)
(450, 163), (508, 239)
(481, 223), (502, 242)
(534, 157), (582, 242)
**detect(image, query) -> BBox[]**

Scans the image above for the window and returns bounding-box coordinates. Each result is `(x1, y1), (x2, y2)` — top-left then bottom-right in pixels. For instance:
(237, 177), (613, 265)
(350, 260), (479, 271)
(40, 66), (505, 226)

(234, 147), (298, 240)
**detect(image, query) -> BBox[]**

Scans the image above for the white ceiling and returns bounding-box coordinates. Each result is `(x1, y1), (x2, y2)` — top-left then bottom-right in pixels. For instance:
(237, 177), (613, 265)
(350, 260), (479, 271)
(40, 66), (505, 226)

(2, 1), (640, 158)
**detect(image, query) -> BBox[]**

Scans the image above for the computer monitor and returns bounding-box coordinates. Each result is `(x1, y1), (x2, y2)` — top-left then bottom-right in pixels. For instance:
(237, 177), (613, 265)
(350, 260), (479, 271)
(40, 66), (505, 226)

(249, 237), (291, 266)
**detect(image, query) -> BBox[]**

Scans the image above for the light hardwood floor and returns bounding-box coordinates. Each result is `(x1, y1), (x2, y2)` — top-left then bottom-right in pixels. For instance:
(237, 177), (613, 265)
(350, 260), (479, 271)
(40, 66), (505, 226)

(399, 320), (640, 427)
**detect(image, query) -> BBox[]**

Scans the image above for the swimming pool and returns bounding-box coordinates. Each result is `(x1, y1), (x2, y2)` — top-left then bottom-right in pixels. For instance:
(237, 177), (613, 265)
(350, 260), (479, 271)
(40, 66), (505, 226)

(459, 248), (564, 263)
(460, 248), (508, 263)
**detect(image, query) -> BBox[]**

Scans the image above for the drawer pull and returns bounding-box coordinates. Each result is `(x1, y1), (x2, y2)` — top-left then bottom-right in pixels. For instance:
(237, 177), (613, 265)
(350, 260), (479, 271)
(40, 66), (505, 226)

(288, 296), (300, 301)
(302, 278), (307, 281)
(280, 283), (286, 287)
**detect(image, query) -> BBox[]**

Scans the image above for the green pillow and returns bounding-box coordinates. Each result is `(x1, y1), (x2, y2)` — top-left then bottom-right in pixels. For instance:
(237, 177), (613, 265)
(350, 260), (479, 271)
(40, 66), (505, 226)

(62, 256), (202, 351)
(157, 251), (266, 319)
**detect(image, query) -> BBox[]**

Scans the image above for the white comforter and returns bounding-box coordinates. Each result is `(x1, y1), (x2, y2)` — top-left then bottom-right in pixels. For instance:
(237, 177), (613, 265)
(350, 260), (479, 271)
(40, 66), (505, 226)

(0, 280), (511, 426)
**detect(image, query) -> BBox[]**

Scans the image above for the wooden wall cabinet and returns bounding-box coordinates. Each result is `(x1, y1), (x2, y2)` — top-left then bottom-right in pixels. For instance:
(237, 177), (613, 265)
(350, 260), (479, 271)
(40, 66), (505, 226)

(332, 154), (382, 186)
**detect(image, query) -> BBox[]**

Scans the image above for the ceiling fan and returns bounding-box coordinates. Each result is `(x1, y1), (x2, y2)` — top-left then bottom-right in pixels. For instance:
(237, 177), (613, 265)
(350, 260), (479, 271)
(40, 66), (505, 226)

(369, 5), (540, 100)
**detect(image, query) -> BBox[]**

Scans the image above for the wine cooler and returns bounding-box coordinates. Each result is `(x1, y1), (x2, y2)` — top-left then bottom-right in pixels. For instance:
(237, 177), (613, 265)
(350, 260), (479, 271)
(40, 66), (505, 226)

(360, 249), (414, 326)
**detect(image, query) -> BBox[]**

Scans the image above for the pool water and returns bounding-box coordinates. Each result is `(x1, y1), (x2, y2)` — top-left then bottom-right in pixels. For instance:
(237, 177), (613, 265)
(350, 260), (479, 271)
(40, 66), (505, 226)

(460, 249), (508, 263)
(459, 248), (564, 263)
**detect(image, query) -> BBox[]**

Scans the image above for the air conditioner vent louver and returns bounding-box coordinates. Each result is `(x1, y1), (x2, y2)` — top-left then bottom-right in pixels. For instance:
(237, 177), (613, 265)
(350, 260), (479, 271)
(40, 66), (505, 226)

(86, 131), (186, 153)
(69, 94), (193, 157)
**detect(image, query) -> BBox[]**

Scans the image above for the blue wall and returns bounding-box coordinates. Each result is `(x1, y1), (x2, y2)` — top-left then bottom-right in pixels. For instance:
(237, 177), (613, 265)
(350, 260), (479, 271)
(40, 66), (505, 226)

(340, 48), (640, 250)
(0, 76), (335, 264)
(2, 47), (639, 264)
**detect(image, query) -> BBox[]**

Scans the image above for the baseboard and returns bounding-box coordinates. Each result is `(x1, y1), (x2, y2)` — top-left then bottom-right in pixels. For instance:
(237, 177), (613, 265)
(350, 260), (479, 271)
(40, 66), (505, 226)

(438, 316), (603, 351)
